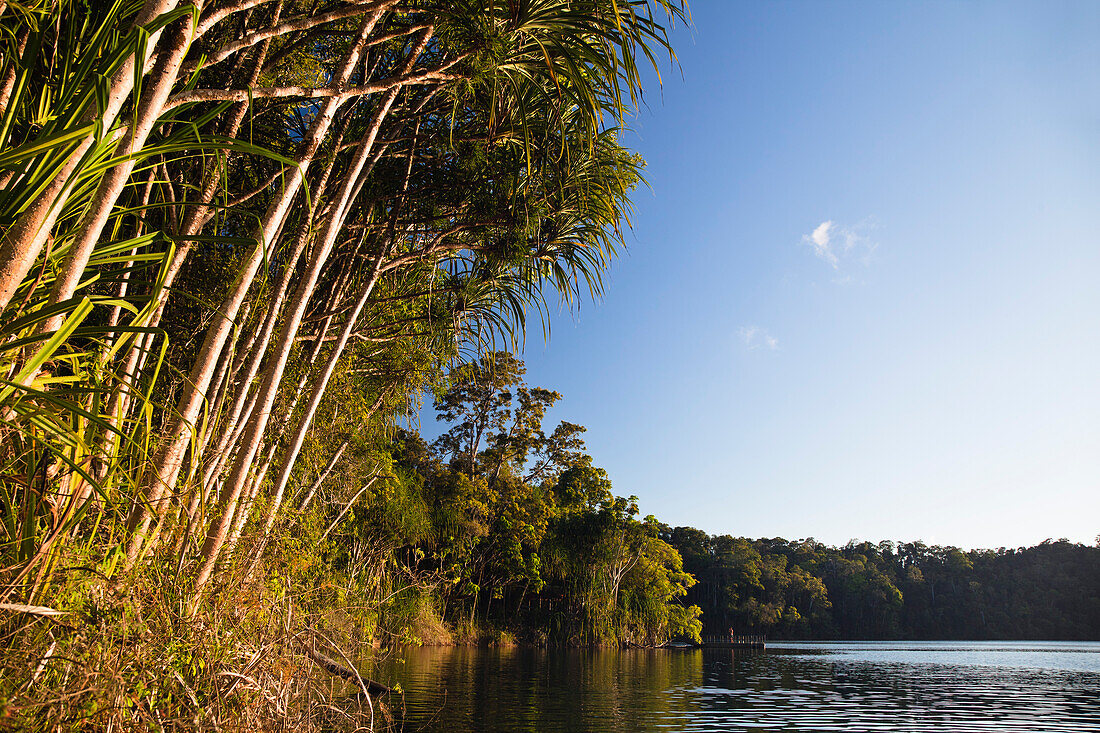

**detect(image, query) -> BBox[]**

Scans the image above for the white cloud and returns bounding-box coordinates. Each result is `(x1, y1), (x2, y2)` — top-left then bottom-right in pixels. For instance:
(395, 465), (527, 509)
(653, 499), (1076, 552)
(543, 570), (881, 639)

(739, 325), (779, 351)
(807, 220), (838, 267)
(802, 218), (877, 272)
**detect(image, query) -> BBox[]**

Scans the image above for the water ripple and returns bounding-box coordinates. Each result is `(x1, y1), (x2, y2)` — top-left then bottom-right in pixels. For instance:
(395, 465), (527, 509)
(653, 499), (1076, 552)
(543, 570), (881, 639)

(379, 641), (1100, 732)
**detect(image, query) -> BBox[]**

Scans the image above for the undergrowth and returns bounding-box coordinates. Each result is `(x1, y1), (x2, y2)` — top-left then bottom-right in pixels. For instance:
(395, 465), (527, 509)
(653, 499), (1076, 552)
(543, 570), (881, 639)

(0, 552), (404, 732)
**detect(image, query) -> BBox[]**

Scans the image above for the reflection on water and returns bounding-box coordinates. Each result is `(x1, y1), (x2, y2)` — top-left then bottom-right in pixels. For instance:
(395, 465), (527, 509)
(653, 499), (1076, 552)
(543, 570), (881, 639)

(375, 642), (1100, 732)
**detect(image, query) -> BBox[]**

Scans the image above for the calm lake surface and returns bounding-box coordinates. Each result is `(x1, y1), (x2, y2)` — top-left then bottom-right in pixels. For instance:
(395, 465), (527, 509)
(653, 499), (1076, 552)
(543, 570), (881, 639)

(375, 641), (1100, 732)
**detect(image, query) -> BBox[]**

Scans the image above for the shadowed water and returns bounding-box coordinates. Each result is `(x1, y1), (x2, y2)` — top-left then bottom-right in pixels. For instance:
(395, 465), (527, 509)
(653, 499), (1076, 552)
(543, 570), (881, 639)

(374, 641), (1100, 732)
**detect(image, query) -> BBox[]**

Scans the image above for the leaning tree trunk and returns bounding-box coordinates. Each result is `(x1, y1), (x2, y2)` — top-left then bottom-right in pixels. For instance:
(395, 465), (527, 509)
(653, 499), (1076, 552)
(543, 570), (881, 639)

(242, 251), (391, 575)
(103, 33), (274, 547)
(39, 11), (200, 334)
(0, 0), (181, 311)
(190, 21), (434, 591)
(194, 115), (355, 496)
(126, 8), (392, 567)
(236, 114), (426, 573)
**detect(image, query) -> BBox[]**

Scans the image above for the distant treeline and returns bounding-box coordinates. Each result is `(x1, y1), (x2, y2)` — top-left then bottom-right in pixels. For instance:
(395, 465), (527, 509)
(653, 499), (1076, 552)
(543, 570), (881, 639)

(343, 353), (1099, 645)
(663, 530), (1100, 640)
(359, 353), (1100, 645)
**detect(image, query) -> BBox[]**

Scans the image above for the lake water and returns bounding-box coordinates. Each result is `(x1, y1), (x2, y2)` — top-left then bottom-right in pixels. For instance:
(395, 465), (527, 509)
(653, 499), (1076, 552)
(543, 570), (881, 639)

(375, 641), (1100, 732)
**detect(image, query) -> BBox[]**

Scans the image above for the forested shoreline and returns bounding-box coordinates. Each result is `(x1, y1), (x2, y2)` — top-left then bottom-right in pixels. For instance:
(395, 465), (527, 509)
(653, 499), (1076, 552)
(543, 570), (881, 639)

(666, 530), (1100, 641)
(0, 1), (1095, 730)
(332, 354), (1100, 647)
(326, 354), (1100, 647)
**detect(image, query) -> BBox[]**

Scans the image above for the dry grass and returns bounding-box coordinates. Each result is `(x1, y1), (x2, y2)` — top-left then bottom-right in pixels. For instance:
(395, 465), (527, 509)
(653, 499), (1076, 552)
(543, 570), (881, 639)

(405, 603), (452, 648)
(0, 566), (396, 732)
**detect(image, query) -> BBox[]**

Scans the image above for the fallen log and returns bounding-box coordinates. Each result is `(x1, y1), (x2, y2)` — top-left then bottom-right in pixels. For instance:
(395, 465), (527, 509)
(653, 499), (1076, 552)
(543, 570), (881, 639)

(301, 643), (392, 696)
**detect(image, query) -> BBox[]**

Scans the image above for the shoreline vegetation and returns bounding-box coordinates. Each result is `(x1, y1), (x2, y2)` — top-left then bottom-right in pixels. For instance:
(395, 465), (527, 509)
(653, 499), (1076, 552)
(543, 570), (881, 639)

(6, 338), (1097, 732)
(0, 2), (1095, 732)
(0, 0), (693, 729)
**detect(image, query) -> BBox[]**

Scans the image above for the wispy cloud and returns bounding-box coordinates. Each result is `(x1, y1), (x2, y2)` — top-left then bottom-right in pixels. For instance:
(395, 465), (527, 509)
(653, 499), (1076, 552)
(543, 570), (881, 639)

(739, 325), (779, 351)
(807, 221), (838, 267)
(801, 218), (877, 272)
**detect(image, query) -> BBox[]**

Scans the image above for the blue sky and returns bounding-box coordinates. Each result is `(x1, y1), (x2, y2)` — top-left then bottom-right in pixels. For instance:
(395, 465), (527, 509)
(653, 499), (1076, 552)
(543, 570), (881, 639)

(437, 1), (1100, 549)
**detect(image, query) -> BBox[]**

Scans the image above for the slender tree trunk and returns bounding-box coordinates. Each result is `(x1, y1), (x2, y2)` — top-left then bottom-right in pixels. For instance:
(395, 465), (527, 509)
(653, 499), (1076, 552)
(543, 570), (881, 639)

(190, 24), (434, 589)
(0, 26), (29, 119)
(197, 303), (253, 459)
(192, 216), (357, 589)
(196, 114), (352, 487)
(293, 437), (350, 515)
(0, 0), (181, 311)
(105, 169), (158, 335)
(94, 33), (272, 510)
(318, 475), (379, 542)
(127, 12), (386, 567)
(219, 305), (343, 558)
(222, 457), (266, 556)
(242, 250), (389, 572)
(107, 26), (272, 376)
(235, 80), (430, 575)
(173, 13), (388, 587)
(40, 12), (200, 333)
(122, 307), (254, 566)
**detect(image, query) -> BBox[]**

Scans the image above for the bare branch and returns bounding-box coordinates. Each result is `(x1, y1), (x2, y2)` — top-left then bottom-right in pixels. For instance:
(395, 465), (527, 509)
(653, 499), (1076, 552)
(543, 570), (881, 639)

(191, 0), (396, 67)
(163, 66), (461, 111)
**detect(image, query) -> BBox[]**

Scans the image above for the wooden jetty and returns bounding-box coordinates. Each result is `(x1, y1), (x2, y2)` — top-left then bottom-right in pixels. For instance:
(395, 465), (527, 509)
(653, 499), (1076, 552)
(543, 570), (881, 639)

(700, 633), (766, 649)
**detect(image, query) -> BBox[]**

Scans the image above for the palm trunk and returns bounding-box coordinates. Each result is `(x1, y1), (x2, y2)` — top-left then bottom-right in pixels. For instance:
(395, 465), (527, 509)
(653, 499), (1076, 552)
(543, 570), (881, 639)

(40, 12), (199, 333)
(0, 0), (182, 310)
(122, 299), (252, 566)
(0, 26), (29, 119)
(191, 214), (360, 590)
(220, 302), (342, 557)
(127, 12), (386, 567)
(197, 303), (254, 460)
(242, 246), (390, 573)
(195, 115), (352, 488)
(189, 26), (435, 591)
(229, 65), (431, 577)
(172, 13), (387, 588)
(93, 32), (272, 514)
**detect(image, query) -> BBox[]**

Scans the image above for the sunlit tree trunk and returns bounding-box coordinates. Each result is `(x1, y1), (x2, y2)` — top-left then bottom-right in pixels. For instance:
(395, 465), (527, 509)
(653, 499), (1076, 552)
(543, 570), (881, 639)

(129, 10), (391, 569)
(242, 252), (390, 574)
(40, 11), (200, 333)
(195, 113), (353, 494)
(191, 23), (434, 591)
(0, 0), (181, 310)
(293, 436), (350, 516)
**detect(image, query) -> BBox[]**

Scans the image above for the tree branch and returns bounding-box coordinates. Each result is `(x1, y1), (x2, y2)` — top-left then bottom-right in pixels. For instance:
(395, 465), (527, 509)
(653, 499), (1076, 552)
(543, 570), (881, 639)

(163, 66), (461, 111)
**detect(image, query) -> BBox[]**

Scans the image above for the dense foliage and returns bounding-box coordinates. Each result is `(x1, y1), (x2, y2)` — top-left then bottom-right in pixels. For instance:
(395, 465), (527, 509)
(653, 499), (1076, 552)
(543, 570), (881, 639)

(666, 530), (1100, 640)
(0, 1), (1093, 729)
(0, 1), (687, 729)
(365, 352), (703, 647)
